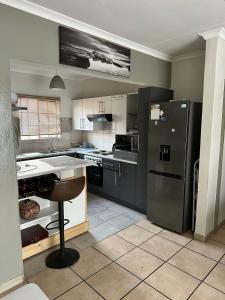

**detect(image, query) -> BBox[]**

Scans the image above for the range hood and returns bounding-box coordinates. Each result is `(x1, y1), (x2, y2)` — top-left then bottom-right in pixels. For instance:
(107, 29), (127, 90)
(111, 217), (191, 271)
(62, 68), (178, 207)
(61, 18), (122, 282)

(87, 114), (112, 122)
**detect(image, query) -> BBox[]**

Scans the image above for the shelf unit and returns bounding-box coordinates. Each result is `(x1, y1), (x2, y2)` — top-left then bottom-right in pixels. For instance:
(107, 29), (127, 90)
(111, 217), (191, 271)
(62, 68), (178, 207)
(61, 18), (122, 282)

(18, 167), (88, 259)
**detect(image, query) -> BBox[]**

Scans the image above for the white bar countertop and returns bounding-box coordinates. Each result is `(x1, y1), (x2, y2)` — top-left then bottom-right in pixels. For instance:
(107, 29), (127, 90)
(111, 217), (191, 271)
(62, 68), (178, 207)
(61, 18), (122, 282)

(17, 155), (95, 180)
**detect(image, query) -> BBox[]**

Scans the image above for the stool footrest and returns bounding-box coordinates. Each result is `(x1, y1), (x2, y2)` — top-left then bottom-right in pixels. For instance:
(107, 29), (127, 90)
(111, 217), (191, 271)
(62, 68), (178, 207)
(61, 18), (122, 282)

(46, 219), (69, 231)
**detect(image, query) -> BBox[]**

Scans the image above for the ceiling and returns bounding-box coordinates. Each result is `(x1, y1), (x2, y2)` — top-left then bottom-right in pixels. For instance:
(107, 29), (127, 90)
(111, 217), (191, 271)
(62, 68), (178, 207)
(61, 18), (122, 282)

(22, 0), (225, 57)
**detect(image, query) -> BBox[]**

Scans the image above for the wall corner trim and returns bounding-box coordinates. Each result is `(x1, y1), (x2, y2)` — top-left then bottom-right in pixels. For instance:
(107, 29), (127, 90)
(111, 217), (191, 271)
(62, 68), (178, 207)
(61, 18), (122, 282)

(0, 274), (24, 294)
(199, 27), (225, 41)
(0, 0), (171, 62)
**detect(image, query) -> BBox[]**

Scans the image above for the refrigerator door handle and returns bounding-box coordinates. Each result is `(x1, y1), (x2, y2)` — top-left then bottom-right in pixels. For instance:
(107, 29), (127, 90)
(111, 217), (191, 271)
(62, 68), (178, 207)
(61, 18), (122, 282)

(149, 170), (182, 179)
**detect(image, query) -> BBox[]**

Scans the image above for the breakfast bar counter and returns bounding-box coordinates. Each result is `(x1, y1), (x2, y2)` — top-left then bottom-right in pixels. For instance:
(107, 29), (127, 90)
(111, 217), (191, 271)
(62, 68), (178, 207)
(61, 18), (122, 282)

(17, 156), (94, 259)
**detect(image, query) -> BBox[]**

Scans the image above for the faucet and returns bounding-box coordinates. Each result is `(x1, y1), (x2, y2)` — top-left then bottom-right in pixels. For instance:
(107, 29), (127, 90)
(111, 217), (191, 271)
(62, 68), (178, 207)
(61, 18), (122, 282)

(48, 137), (55, 153)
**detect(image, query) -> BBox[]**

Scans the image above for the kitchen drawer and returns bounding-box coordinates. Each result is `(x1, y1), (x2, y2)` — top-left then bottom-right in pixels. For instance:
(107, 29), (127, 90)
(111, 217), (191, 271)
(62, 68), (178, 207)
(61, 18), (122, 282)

(102, 158), (119, 171)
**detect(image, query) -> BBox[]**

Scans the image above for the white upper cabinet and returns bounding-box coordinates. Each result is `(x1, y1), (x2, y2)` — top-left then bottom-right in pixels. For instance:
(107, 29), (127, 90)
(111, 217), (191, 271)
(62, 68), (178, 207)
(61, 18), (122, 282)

(82, 98), (94, 131)
(93, 96), (112, 114)
(93, 97), (102, 114)
(73, 98), (97, 131)
(102, 96), (112, 114)
(73, 99), (83, 130)
(72, 94), (138, 133)
(111, 94), (127, 134)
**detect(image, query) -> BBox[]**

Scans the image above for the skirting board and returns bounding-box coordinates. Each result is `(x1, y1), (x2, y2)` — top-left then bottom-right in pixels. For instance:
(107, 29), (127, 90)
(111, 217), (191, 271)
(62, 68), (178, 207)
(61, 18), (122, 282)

(0, 274), (24, 295)
(194, 219), (225, 241)
(22, 220), (89, 259)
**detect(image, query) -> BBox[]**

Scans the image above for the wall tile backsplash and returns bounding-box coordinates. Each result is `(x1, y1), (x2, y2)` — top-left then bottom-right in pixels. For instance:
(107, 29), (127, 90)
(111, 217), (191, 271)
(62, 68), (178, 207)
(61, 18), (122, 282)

(18, 131), (83, 153)
(83, 129), (115, 151)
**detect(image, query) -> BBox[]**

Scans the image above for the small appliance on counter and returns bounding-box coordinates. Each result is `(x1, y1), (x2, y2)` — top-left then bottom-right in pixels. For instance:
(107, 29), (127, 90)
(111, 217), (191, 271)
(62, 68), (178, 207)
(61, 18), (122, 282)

(112, 134), (139, 162)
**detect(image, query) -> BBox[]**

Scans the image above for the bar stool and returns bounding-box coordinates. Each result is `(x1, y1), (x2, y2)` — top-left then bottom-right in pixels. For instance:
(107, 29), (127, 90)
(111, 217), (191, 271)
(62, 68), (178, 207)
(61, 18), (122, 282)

(37, 176), (85, 269)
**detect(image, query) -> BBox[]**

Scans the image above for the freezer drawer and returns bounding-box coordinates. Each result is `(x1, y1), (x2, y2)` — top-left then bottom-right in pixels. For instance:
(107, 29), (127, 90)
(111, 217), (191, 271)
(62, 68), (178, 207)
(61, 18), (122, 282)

(147, 173), (185, 233)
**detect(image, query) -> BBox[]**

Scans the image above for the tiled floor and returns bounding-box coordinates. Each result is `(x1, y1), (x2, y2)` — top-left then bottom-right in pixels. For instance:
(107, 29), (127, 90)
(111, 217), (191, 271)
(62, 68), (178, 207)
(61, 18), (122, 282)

(3, 193), (225, 299)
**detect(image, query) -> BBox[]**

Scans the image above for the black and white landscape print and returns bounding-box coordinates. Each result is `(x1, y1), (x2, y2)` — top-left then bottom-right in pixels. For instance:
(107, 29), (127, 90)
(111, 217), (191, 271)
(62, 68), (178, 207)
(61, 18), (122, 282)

(59, 26), (131, 77)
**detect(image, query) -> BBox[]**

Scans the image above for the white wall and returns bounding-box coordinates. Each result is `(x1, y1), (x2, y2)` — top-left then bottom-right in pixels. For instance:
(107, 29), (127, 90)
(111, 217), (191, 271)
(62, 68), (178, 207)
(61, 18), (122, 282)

(10, 72), (83, 152)
(195, 36), (225, 239)
(171, 54), (205, 101)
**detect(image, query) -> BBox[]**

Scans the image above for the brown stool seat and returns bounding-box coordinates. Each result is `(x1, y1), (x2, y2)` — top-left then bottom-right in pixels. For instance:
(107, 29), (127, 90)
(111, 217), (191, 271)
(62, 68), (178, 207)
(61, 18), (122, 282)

(40, 176), (85, 202)
(37, 176), (85, 269)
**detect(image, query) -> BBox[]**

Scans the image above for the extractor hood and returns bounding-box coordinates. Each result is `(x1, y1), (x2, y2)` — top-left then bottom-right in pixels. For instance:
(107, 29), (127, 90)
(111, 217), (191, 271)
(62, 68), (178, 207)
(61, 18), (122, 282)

(87, 114), (112, 122)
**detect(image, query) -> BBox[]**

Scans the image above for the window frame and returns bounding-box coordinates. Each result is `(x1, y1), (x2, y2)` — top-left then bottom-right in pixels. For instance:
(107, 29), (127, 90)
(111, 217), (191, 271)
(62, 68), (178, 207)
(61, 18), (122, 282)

(17, 94), (61, 141)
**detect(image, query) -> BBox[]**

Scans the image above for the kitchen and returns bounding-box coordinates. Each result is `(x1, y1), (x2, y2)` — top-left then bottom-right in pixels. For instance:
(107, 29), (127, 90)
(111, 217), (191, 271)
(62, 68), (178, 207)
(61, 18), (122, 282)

(13, 58), (202, 265)
(12, 62), (150, 262)
(3, 2), (225, 299)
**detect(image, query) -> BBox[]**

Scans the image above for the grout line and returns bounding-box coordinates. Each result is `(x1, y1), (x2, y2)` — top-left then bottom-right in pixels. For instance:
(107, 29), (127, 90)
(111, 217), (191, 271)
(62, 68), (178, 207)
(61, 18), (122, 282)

(53, 280), (85, 300)
(25, 195), (225, 299)
(202, 281), (225, 296)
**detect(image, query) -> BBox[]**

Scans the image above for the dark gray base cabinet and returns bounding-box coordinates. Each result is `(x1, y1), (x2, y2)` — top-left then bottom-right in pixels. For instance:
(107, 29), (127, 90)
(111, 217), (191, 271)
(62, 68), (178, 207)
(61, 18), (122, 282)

(101, 159), (140, 212)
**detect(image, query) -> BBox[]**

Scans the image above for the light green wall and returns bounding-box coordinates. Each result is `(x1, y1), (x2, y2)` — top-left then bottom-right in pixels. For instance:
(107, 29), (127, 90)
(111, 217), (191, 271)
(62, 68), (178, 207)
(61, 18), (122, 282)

(171, 55), (205, 102)
(0, 3), (171, 286)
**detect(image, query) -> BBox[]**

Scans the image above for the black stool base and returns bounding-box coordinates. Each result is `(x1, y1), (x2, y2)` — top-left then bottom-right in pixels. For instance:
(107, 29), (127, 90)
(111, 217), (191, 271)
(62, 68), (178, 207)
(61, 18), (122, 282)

(46, 248), (80, 269)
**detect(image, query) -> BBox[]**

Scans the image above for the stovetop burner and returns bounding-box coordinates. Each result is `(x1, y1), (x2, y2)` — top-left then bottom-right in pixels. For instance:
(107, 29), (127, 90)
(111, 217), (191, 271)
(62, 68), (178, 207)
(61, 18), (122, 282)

(90, 150), (112, 156)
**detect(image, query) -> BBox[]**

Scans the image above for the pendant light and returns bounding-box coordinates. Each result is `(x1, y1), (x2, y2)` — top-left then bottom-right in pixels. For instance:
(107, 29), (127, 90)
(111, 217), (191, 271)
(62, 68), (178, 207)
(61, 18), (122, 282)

(49, 73), (65, 90)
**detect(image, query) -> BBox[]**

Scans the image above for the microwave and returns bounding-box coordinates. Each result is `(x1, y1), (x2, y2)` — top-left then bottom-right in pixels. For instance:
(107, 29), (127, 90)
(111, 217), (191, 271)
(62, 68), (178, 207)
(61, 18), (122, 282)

(112, 134), (139, 153)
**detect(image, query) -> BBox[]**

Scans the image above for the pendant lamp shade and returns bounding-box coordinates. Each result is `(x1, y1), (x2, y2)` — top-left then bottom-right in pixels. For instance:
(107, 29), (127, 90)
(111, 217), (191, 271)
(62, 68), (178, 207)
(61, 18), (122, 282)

(49, 75), (65, 90)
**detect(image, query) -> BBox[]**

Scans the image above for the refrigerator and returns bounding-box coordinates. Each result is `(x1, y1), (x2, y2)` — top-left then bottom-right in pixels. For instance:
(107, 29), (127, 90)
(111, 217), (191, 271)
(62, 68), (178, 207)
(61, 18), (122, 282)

(147, 100), (202, 233)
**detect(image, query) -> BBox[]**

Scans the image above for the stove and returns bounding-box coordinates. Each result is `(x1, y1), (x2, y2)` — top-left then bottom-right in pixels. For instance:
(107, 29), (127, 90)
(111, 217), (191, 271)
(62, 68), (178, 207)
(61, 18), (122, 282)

(89, 150), (112, 156)
(84, 154), (102, 165)
(84, 154), (103, 187)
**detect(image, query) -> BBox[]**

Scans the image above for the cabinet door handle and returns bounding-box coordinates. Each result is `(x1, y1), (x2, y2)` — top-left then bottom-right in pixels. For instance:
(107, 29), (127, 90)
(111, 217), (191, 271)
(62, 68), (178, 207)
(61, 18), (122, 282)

(118, 163), (121, 177)
(98, 101), (101, 113)
(101, 101), (104, 113)
(114, 170), (117, 185)
(80, 118), (82, 129)
(104, 163), (114, 168)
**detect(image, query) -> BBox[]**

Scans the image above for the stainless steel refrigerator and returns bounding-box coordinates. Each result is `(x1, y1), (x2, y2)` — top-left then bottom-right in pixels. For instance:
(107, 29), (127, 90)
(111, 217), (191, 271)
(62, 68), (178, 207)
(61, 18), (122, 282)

(147, 100), (202, 233)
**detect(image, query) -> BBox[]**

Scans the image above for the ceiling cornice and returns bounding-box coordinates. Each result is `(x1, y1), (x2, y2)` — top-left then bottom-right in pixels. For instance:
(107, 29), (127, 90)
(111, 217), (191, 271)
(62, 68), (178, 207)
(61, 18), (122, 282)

(199, 27), (225, 41)
(1, 0), (171, 62)
(171, 50), (205, 62)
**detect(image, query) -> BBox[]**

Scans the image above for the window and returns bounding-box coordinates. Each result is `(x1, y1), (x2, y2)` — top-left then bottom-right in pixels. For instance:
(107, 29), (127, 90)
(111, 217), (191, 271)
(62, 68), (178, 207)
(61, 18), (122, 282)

(17, 95), (61, 140)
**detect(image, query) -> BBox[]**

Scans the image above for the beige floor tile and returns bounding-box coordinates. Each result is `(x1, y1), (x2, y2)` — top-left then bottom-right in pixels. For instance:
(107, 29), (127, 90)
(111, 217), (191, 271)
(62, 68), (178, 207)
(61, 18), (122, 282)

(57, 282), (103, 300)
(136, 219), (163, 234)
(205, 263), (225, 293)
(159, 230), (193, 246)
(28, 268), (82, 299)
(211, 228), (225, 245)
(93, 235), (135, 260)
(87, 263), (140, 300)
(186, 239), (225, 261)
(169, 248), (216, 280)
(146, 263), (200, 300)
(123, 282), (168, 300)
(116, 247), (163, 279)
(68, 232), (101, 250)
(189, 282), (225, 300)
(23, 249), (51, 278)
(117, 225), (154, 246)
(140, 235), (182, 260)
(71, 247), (111, 279)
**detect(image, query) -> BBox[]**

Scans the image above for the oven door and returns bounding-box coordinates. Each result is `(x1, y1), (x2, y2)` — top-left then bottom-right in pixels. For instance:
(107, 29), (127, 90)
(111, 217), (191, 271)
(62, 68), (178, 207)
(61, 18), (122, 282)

(86, 165), (103, 187)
